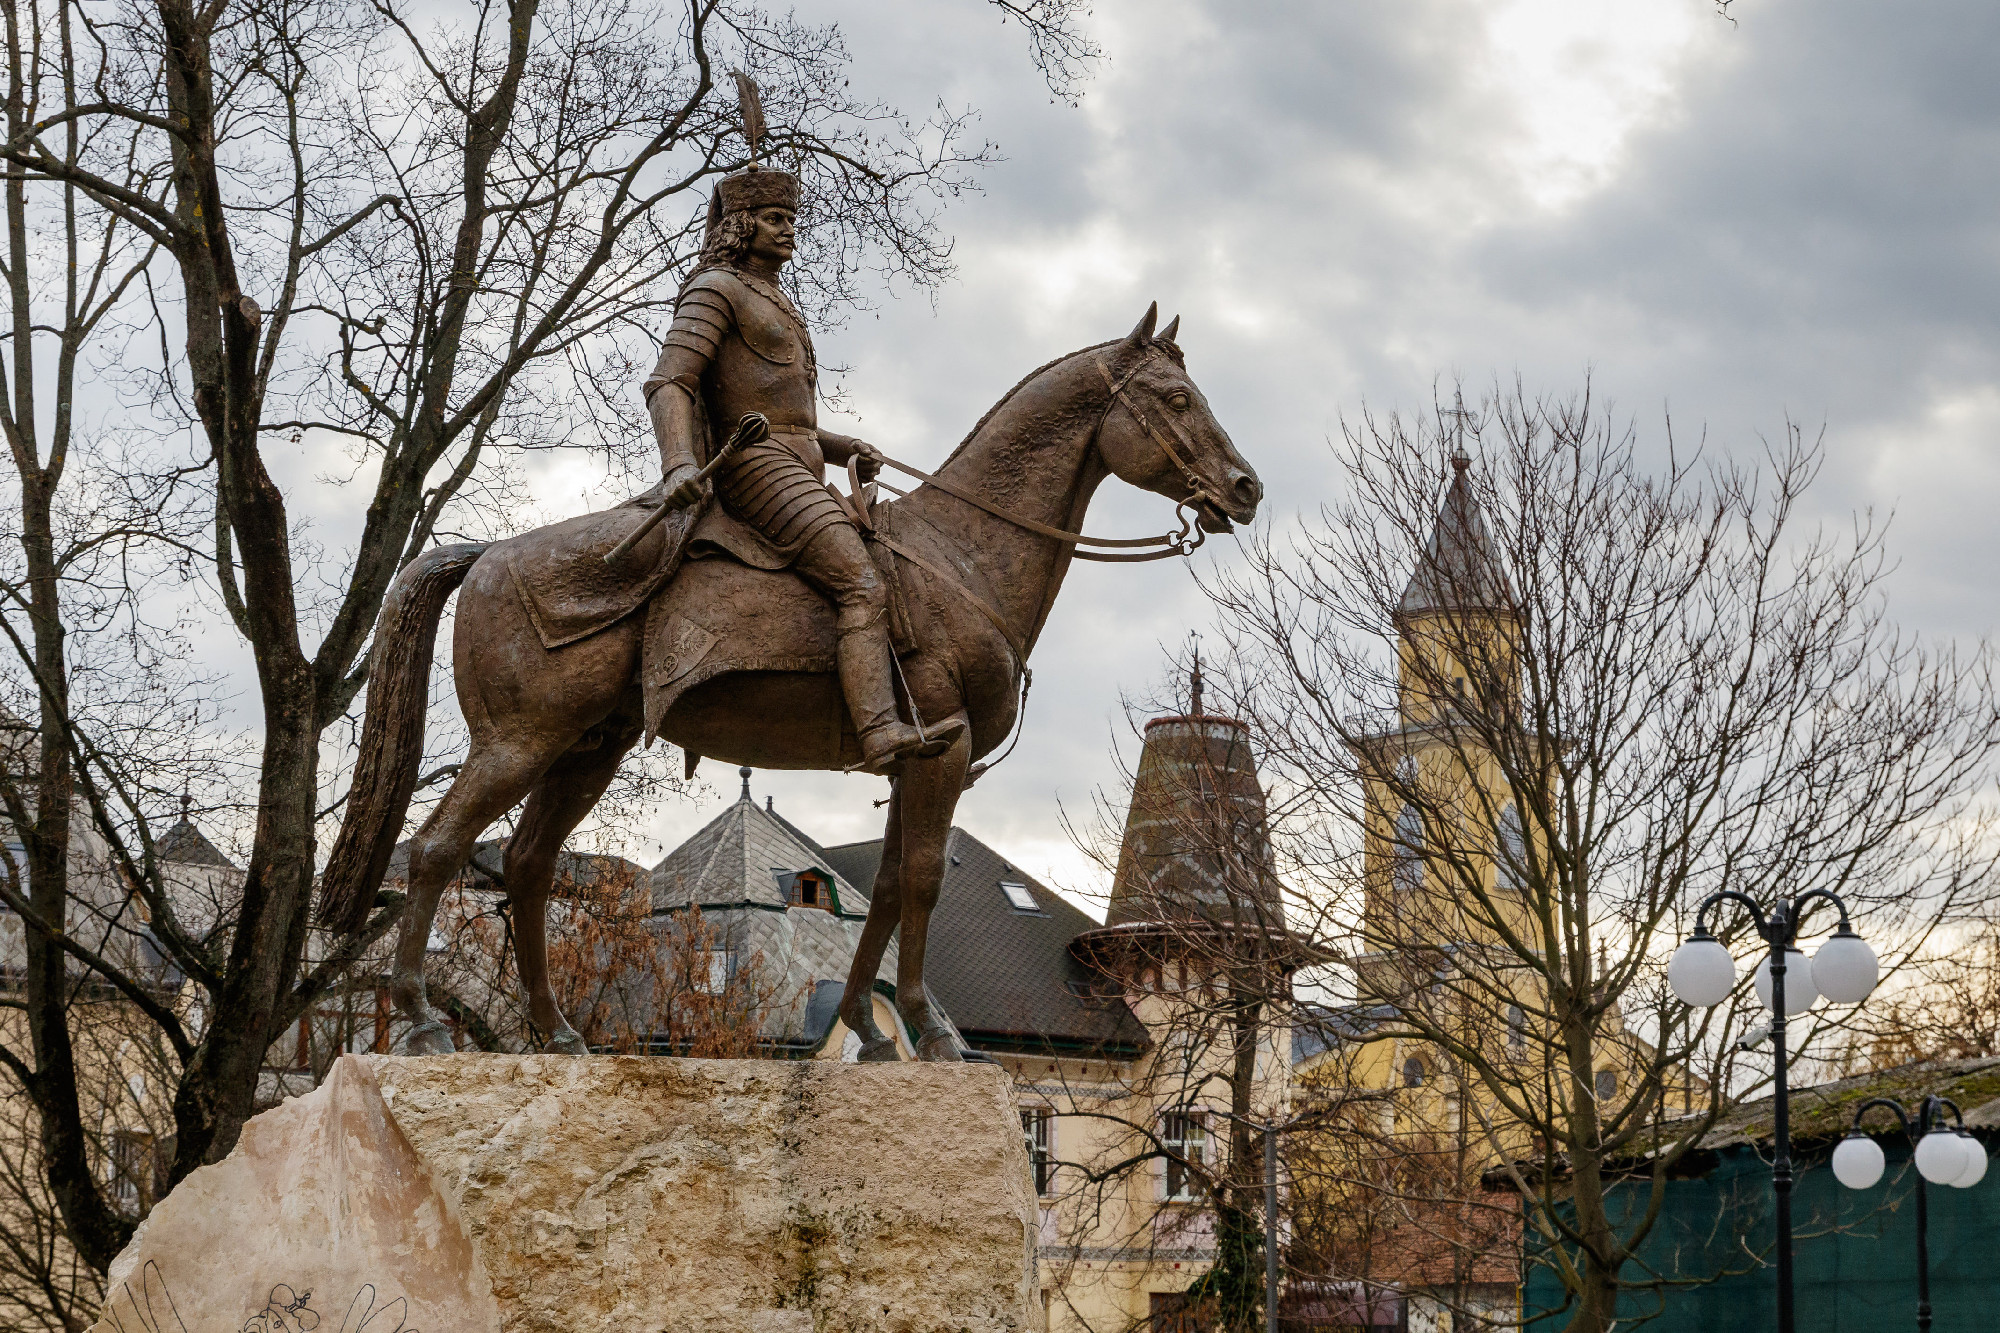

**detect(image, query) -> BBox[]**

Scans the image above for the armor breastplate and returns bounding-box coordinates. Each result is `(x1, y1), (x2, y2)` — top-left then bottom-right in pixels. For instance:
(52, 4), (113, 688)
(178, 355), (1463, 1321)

(701, 271), (819, 463)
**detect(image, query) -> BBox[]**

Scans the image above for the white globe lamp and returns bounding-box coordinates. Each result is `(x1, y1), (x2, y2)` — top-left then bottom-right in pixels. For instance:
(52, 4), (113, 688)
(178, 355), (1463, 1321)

(1914, 1129), (1972, 1185)
(1949, 1132), (1988, 1189)
(1752, 948), (1817, 1015)
(1668, 934), (1736, 1008)
(1811, 926), (1879, 1005)
(1831, 1132), (1886, 1190)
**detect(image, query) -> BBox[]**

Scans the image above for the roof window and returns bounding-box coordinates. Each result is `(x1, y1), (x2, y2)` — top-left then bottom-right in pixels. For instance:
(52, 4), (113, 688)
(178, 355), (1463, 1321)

(999, 880), (1039, 912)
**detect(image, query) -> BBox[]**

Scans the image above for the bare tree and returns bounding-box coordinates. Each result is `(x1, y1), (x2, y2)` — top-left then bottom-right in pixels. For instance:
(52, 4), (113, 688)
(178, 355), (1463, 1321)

(0, 0), (1089, 1275)
(1198, 386), (2000, 1332)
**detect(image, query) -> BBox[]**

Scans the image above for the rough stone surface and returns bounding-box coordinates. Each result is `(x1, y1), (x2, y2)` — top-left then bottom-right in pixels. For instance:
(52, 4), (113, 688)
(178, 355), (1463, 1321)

(367, 1054), (1042, 1333)
(91, 1054), (499, 1333)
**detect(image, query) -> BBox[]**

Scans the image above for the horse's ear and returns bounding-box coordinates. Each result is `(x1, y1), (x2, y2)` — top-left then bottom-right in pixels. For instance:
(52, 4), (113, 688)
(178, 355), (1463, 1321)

(1160, 314), (1181, 343)
(1123, 301), (1158, 348)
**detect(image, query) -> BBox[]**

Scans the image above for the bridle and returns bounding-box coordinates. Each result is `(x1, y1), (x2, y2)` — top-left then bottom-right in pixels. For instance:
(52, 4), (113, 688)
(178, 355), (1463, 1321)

(851, 342), (1229, 782)
(864, 345), (1227, 563)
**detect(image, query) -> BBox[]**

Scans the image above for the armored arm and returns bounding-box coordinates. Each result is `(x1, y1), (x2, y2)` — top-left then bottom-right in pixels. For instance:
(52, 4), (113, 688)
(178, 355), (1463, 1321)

(644, 280), (734, 480)
(817, 429), (884, 481)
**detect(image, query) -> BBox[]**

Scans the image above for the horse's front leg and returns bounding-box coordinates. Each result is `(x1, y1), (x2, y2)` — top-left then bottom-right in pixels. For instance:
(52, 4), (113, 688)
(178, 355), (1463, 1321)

(393, 738), (551, 1054)
(891, 733), (971, 1062)
(506, 719), (640, 1055)
(839, 781), (906, 1061)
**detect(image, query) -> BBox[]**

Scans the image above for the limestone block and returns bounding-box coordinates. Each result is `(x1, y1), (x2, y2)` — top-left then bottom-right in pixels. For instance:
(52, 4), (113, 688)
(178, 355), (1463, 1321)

(365, 1054), (1042, 1333)
(90, 1054), (499, 1333)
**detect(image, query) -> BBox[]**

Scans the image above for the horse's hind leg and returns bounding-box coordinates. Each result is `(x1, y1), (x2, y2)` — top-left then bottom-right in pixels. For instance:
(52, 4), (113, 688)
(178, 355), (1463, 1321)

(838, 782), (905, 1061)
(393, 737), (562, 1054)
(891, 734), (972, 1062)
(505, 715), (642, 1056)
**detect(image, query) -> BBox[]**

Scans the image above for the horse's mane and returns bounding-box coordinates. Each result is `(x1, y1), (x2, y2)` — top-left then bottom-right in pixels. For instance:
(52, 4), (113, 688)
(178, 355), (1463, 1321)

(934, 338), (1121, 470)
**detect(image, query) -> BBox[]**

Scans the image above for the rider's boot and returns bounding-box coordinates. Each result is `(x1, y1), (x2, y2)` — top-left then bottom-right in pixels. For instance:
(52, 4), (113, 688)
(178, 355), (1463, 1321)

(840, 626), (965, 774)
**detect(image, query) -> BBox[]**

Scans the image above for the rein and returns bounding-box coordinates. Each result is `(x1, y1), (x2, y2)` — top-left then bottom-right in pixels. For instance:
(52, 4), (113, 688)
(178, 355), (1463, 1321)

(847, 344), (1224, 785)
(861, 350), (1219, 563)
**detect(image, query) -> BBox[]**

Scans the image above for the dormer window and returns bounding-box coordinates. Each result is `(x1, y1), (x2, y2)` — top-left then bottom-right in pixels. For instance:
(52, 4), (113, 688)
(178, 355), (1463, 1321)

(778, 869), (832, 911)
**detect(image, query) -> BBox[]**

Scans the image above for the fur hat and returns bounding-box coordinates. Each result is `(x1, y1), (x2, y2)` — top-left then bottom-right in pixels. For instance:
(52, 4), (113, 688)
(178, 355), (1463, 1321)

(713, 166), (799, 216)
(702, 167), (799, 250)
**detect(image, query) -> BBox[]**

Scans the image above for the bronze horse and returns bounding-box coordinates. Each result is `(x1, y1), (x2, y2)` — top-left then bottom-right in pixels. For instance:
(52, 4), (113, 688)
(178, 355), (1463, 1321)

(324, 304), (1260, 1058)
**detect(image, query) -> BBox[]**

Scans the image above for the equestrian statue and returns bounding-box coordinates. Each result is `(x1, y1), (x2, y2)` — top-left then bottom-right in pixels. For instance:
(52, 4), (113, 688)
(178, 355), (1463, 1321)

(316, 84), (1263, 1060)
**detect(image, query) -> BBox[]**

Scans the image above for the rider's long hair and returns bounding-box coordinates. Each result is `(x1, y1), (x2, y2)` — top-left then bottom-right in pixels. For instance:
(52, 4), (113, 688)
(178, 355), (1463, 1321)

(689, 209), (758, 281)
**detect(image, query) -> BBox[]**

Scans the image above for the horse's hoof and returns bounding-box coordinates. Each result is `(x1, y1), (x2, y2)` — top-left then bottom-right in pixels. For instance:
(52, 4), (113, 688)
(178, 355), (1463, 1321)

(916, 1032), (964, 1062)
(856, 1037), (900, 1063)
(542, 1029), (589, 1057)
(403, 1021), (455, 1056)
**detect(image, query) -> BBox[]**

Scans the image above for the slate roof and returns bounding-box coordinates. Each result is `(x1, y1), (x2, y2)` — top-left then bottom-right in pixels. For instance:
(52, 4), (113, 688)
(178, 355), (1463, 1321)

(821, 827), (1151, 1058)
(1397, 454), (1516, 619)
(1292, 1001), (1394, 1065)
(649, 783), (897, 1044)
(156, 817), (236, 869)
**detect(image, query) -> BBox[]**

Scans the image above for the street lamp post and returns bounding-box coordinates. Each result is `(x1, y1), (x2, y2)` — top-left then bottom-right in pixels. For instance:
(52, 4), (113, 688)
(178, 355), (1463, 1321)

(1831, 1095), (1990, 1332)
(1212, 1108), (1310, 1333)
(1667, 890), (1880, 1333)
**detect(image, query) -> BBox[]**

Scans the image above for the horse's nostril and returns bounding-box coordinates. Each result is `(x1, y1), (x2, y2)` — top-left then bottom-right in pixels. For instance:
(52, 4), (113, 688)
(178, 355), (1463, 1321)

(1231, 472), (1260, 508)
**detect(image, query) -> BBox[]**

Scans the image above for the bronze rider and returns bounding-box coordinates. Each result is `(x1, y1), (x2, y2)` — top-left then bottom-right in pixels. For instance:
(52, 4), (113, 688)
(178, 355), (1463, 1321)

(643, 165), (964, 773)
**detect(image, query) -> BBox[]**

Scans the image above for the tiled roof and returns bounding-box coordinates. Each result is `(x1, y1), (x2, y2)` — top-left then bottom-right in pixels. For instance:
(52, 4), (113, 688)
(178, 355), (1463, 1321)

(821, 828), (1151, 1057)
(156, 817), (236, 869)
(647, 789), (897, 1041)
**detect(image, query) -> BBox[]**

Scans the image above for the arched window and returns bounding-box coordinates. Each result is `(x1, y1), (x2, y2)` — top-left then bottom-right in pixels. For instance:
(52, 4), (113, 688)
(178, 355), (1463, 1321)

(1595, 1068), (1618, 1100)
(1497, 803), (1527, 891)
(1402, 1056), (1426, 1088)
(1392, 804), (1425, 895)
(1506, 1004), (1527, 1056)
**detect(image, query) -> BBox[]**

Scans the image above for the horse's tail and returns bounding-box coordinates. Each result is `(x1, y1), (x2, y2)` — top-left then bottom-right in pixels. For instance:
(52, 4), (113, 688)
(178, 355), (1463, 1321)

(318, 542), (489, 934)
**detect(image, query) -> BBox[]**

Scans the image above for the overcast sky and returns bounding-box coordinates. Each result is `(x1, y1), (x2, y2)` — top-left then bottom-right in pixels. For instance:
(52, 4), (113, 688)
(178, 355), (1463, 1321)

(301, 0), (2000, 912)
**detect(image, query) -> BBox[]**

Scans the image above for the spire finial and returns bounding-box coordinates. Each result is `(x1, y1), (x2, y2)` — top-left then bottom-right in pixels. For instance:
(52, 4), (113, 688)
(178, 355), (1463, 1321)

(1451, 447), (1471, 475)
(739, 766), (753, 801)
(179, 785), (191, 819)
(1188, 632), (1204, 718)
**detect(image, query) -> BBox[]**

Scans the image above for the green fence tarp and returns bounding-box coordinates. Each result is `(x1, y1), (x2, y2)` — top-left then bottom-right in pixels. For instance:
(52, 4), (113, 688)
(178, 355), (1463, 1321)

(1523, 1138), (2000, 1331)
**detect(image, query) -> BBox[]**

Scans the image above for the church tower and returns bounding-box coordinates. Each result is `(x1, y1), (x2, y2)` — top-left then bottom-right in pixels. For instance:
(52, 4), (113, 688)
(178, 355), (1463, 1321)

(1353, 449), (1525, 996)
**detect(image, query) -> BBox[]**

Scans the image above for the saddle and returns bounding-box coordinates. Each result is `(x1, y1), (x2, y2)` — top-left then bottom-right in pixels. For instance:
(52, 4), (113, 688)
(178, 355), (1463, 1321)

(502, 482), (924, 754)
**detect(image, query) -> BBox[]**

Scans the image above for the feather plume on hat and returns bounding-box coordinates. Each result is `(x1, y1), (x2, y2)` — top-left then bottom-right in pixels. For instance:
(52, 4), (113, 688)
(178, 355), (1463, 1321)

(732, 71), (766, 165)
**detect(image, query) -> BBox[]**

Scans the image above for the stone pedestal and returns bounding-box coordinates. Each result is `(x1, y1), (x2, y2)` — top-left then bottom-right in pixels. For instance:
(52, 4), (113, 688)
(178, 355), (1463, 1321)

(92, 1054), (1043, 1333)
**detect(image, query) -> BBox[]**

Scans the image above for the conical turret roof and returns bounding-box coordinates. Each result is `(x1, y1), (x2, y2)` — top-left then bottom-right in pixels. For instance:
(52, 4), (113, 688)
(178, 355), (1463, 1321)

(1397, 453), (1515, 619)
(1102, 699), (1286, 934)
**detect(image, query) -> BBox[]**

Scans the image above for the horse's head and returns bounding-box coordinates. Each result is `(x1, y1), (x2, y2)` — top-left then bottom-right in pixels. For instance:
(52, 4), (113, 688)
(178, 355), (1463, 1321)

(1092, 303), (1261, 534)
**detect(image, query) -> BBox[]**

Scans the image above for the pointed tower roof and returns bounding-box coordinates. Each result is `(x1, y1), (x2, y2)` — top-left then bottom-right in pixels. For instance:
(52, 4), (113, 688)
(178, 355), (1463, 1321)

(649, 768), (870, 917)
(1397, 451), (1515, 619)
(157, 795), (236, 869)
(1098, 665), (1286, 933)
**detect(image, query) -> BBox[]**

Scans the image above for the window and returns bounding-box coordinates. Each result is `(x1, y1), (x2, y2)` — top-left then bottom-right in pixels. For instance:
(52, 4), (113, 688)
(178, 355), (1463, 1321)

(780, 870), (831, 910)
(108, 1131), (153, 1217)
(1392, 804), (1425, 895)
(1506, 1004), (1527, 1058)
(1161, 1110), (1207, 1202)
(999, 880), (1039, 912)
(1403, 1056), (1426, 1088)
(1497, 803), (1527, 891)
(1021, 1107), (1055, 1196)
(1595, 1068), (1618, 1100)
(696, 950), (734, 995)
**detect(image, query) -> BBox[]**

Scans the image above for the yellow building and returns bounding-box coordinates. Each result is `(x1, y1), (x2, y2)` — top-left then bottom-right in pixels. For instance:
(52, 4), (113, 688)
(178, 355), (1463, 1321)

(1290, 454), (1676, 1330)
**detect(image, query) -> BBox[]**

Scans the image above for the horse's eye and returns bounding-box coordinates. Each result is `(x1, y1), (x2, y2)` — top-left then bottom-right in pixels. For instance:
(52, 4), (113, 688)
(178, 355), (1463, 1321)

(1166, 391), (1190, 411)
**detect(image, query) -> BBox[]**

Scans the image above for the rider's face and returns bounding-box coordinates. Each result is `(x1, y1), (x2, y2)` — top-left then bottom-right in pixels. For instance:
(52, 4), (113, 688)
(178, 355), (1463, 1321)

(747, 208), (796, 267)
